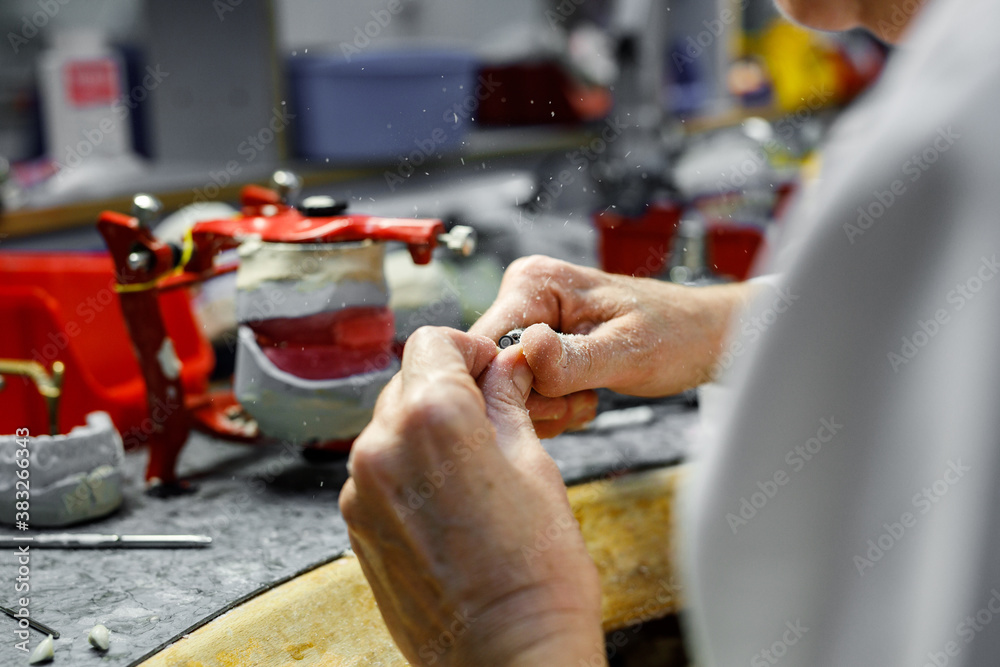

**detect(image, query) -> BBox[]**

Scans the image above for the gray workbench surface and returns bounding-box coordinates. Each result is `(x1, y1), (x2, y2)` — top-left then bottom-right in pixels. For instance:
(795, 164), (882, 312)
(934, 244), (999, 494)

(0, 396), (698, 666)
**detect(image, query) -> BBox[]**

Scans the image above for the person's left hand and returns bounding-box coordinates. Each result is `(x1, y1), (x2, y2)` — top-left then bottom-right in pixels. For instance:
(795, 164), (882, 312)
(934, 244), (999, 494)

(339, 327), (604, 667)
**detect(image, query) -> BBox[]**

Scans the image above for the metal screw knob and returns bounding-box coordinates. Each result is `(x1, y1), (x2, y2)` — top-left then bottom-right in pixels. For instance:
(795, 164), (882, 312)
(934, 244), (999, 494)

(127, 249), (154, 273)
(270, 170), (302, 205)
(299, 195), (349, 217)
(498, 328), (524, 349)
(131, 193), (163, 229)
(437, 225), (477, 257)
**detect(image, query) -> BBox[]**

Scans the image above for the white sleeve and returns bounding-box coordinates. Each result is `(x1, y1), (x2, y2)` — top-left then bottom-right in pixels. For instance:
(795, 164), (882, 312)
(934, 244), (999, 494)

(680, 0), (1000, 665)
(746, 273), (783, 289)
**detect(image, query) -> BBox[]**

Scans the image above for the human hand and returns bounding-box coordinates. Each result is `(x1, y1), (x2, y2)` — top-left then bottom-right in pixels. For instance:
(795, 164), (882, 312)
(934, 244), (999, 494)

(470, 256), (749, 437)
(340, 326), (604, 667)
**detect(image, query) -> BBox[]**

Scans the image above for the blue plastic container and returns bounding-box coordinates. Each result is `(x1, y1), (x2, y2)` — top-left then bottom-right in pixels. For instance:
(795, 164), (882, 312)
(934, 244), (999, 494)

(288, 49), (479, 162)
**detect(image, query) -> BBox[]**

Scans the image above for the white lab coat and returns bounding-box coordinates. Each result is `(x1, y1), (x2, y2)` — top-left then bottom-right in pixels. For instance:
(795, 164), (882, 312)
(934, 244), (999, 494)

(680, 0), (1000, 664)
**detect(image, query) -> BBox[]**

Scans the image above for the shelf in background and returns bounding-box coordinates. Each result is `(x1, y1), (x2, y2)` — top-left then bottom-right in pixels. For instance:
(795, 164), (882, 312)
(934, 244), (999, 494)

(0, 126), (591, 239)
(0, 105), (798, 240)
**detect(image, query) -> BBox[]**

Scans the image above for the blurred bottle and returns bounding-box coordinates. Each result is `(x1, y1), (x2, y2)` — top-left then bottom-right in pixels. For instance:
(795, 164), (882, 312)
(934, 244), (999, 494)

(37, 29), (132, 170)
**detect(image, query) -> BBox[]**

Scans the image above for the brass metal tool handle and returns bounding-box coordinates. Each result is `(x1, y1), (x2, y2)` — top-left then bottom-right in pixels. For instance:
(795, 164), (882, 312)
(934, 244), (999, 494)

(0, 359), (65, 435)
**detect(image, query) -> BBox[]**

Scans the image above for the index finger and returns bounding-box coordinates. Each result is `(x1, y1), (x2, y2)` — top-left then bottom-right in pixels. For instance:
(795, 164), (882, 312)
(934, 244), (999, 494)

(469, 259), (567, 341)
(470, 256), (609, 342)
(348, 327), (496, 478)
(400, 326), (499, 395)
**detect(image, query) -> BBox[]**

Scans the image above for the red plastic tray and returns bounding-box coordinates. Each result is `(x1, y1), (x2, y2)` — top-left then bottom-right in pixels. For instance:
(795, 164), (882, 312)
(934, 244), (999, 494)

(0, 252), (213, 440)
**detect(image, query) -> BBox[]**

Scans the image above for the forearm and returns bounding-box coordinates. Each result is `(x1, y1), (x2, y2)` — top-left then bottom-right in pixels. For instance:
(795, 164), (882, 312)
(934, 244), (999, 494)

(687, 281), (757, 383)
(638, 279), (755, 392)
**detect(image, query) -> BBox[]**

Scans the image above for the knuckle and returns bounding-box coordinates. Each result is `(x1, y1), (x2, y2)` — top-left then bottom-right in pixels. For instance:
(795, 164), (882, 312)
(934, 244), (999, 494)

(345, 437), (393, 490)
(400, 381), (480, 435)
(406, 325), (446, 347)
(338, 479), (360, 524)
(508, 254), (563, 281)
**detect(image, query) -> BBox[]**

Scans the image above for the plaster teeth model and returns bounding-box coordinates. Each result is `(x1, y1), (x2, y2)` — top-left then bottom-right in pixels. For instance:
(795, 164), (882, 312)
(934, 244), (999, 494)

(87, 624), (110, 651)
(233, 240), (399, 445)
(0, 412), (124, 527)
(28, 634), (54, 664)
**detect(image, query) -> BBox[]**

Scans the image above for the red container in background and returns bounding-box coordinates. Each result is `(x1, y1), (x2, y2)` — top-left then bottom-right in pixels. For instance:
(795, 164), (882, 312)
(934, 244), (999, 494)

(595, 204), (766, 281)
(0, 252), (213, 439)
(706, 223), (766, 282)
(595, 203), (682, 277)
(476, 62), (613, 126)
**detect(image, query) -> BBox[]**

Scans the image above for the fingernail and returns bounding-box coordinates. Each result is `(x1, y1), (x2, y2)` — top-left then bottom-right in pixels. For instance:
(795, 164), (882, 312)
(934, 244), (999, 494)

(512, 356), (533, 397)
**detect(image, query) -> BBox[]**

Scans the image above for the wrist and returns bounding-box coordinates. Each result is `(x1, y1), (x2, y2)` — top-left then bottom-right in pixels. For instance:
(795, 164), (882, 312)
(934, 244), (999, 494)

(676, 281), (754, 387)
(475, 611), (606, 667)
(452, 578), (604, 667)
(504, 623), (608, 667)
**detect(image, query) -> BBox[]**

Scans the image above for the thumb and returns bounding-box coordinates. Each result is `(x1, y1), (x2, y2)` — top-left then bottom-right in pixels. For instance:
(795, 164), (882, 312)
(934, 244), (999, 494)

(520, 322), (617, 397)
(477, 347), (537, 457)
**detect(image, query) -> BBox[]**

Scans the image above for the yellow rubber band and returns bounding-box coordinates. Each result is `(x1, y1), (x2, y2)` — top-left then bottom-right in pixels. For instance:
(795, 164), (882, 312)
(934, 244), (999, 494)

(113, 228), (196, 294)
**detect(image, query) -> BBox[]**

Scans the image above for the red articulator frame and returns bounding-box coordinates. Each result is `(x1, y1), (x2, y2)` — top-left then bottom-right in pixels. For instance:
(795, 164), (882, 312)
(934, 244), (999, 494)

(97, 184), (445, 488)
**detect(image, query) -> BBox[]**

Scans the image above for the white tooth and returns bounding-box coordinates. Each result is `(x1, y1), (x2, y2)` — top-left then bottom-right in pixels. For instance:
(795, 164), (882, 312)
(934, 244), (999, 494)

(29, 634), (54, 664)
(88, 624), (110, 651)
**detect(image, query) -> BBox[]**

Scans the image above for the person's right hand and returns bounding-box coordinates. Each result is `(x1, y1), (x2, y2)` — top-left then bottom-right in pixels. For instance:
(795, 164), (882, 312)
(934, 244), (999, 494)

(470, 256), (750, 438)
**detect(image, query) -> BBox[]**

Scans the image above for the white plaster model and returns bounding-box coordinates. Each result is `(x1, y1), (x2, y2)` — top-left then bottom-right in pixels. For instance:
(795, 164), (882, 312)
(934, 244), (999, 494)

(236, 240), (386, 293)
(234, 326), (397, 444)
(233, 240), (398, 445)
(0, 412), (124, 526)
